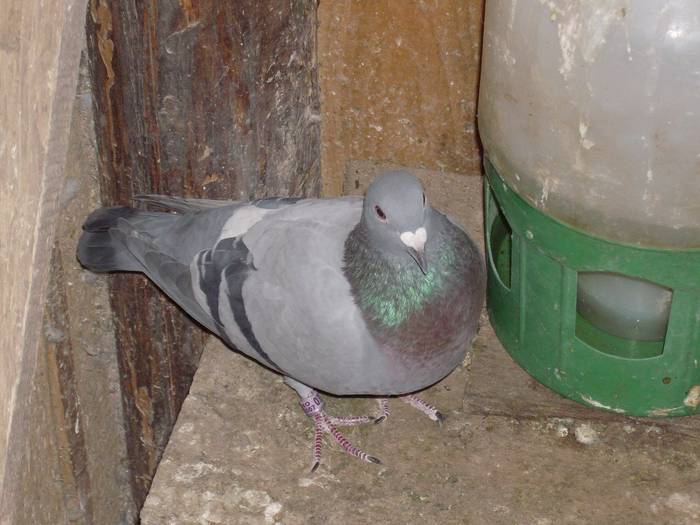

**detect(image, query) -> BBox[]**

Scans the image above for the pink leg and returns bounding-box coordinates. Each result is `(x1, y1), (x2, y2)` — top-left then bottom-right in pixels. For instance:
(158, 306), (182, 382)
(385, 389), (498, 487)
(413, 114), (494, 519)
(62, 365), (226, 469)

(322, 414), (380, 464)
(311, 413), (325, 473)
(327, 413), (372, 426)
(300, 390), (381, 472)
(400, 394), (444, 423)
(321, 398), (391, 426)
(298, 390), (442, 472)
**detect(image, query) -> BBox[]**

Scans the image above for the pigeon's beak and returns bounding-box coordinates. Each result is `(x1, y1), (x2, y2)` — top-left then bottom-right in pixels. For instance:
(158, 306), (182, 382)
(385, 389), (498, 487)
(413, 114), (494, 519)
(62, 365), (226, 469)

(400, 227), (428, 275)
(407, 247), (428, 275)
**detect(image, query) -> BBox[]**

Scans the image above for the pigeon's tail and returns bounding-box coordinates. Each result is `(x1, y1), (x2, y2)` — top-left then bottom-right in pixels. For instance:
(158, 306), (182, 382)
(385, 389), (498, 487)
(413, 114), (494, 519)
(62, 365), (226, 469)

(77, 206), (165, 273)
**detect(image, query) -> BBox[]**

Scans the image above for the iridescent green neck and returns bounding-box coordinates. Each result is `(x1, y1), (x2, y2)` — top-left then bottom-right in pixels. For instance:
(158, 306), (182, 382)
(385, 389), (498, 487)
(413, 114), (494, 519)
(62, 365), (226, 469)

(343, 223), (456, 328)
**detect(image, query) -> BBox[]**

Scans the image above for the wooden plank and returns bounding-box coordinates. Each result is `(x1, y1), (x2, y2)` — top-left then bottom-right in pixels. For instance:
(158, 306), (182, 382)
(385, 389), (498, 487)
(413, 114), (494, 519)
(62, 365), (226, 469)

(0, 0), (90, 517)
(43, 247), (94, 523)
(319, 0), (485, 196)
(53, 46), (136, 523)
(86, 0), (320, 509)
(2, 30), (135, 525)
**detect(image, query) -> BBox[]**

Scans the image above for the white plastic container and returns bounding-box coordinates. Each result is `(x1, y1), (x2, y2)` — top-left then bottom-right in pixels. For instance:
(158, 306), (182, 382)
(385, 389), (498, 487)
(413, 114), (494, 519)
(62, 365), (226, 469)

(478, 0), (700, 248)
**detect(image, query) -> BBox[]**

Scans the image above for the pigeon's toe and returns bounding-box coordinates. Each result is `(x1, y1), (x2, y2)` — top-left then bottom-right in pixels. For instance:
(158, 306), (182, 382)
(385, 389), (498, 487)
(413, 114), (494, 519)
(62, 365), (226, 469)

(372, 398), (390, 425)
(401, 393), (443, 423)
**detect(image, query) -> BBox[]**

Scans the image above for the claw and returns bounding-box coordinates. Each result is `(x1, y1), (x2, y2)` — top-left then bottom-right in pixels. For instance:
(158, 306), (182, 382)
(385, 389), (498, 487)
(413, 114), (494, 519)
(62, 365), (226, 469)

(367, 455), (382, 465)
(374, 398), (390, 424)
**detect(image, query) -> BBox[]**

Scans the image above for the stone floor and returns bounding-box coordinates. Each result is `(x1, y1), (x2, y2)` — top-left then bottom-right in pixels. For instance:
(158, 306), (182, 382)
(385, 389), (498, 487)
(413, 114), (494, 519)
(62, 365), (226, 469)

(140, 168), (700, 524)
(140, 327), (700, 525)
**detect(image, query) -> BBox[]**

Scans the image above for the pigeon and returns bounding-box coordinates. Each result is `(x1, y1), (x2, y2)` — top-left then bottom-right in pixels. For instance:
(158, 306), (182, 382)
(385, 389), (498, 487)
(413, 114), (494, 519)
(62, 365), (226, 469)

(77, 171), (485, 469)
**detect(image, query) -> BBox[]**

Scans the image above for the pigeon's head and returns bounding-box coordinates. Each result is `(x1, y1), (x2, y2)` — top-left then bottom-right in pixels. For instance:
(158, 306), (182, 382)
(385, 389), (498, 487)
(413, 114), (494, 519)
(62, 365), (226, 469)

(362, 171), (431, 274)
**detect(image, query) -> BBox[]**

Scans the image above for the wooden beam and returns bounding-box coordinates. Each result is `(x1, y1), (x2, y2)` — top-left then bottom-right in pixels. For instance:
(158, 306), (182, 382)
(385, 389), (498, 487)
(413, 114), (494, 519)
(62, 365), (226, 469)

(0, 0), (90, 517)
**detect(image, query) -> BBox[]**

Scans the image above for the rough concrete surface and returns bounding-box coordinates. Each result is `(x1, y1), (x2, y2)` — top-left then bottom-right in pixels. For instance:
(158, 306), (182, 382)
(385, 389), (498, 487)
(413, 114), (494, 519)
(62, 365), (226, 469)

(141, 168), (700, 524)
(141, 334), (700, 525)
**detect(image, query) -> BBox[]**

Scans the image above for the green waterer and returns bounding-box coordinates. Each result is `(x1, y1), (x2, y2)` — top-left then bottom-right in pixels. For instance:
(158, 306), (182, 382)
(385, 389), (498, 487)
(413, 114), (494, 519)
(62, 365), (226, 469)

(478, 0), (700, 417)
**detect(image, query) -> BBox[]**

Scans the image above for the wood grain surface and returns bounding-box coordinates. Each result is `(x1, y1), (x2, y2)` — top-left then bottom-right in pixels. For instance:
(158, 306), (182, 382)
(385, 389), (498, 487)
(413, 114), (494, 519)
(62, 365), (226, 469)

(319, 0), (485, 196)
(0, 0), (89, 519)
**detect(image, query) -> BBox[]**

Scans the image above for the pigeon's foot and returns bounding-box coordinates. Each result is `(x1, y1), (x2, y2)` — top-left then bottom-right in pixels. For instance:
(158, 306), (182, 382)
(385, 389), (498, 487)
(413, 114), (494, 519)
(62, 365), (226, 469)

(290, 378), (441, 471)
(298, 390), (381, 472)
(400, 394), (444, 424)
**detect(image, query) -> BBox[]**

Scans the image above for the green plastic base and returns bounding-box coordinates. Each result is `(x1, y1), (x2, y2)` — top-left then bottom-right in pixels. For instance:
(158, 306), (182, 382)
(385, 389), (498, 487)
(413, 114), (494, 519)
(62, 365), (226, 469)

(484, 160), (700, 417)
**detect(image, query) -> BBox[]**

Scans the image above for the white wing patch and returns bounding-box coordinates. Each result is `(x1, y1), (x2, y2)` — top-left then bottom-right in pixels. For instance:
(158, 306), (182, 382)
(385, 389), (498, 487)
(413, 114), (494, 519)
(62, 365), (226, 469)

(217, 205), (274, 241)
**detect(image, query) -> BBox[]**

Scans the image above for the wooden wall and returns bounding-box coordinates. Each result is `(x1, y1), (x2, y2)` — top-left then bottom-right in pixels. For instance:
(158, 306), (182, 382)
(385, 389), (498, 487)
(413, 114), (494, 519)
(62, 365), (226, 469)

(318, 0), (485, 196)
(0, 0), (90, 520)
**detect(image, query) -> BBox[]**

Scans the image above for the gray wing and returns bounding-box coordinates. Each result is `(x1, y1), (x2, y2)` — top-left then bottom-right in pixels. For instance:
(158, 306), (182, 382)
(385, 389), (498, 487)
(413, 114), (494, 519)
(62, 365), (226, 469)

(179, 197), (394, 392)
(109, 220), (225, 337)
(164, 197), (314, 371)
(129, 198), (311, 361)
(229, 199), (394, 395)
(78, 197), (304, 349)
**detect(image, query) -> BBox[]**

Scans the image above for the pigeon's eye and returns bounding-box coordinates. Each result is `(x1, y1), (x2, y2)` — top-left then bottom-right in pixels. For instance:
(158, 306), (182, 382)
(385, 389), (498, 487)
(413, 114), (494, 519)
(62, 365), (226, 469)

(374, 205), (387, 221)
